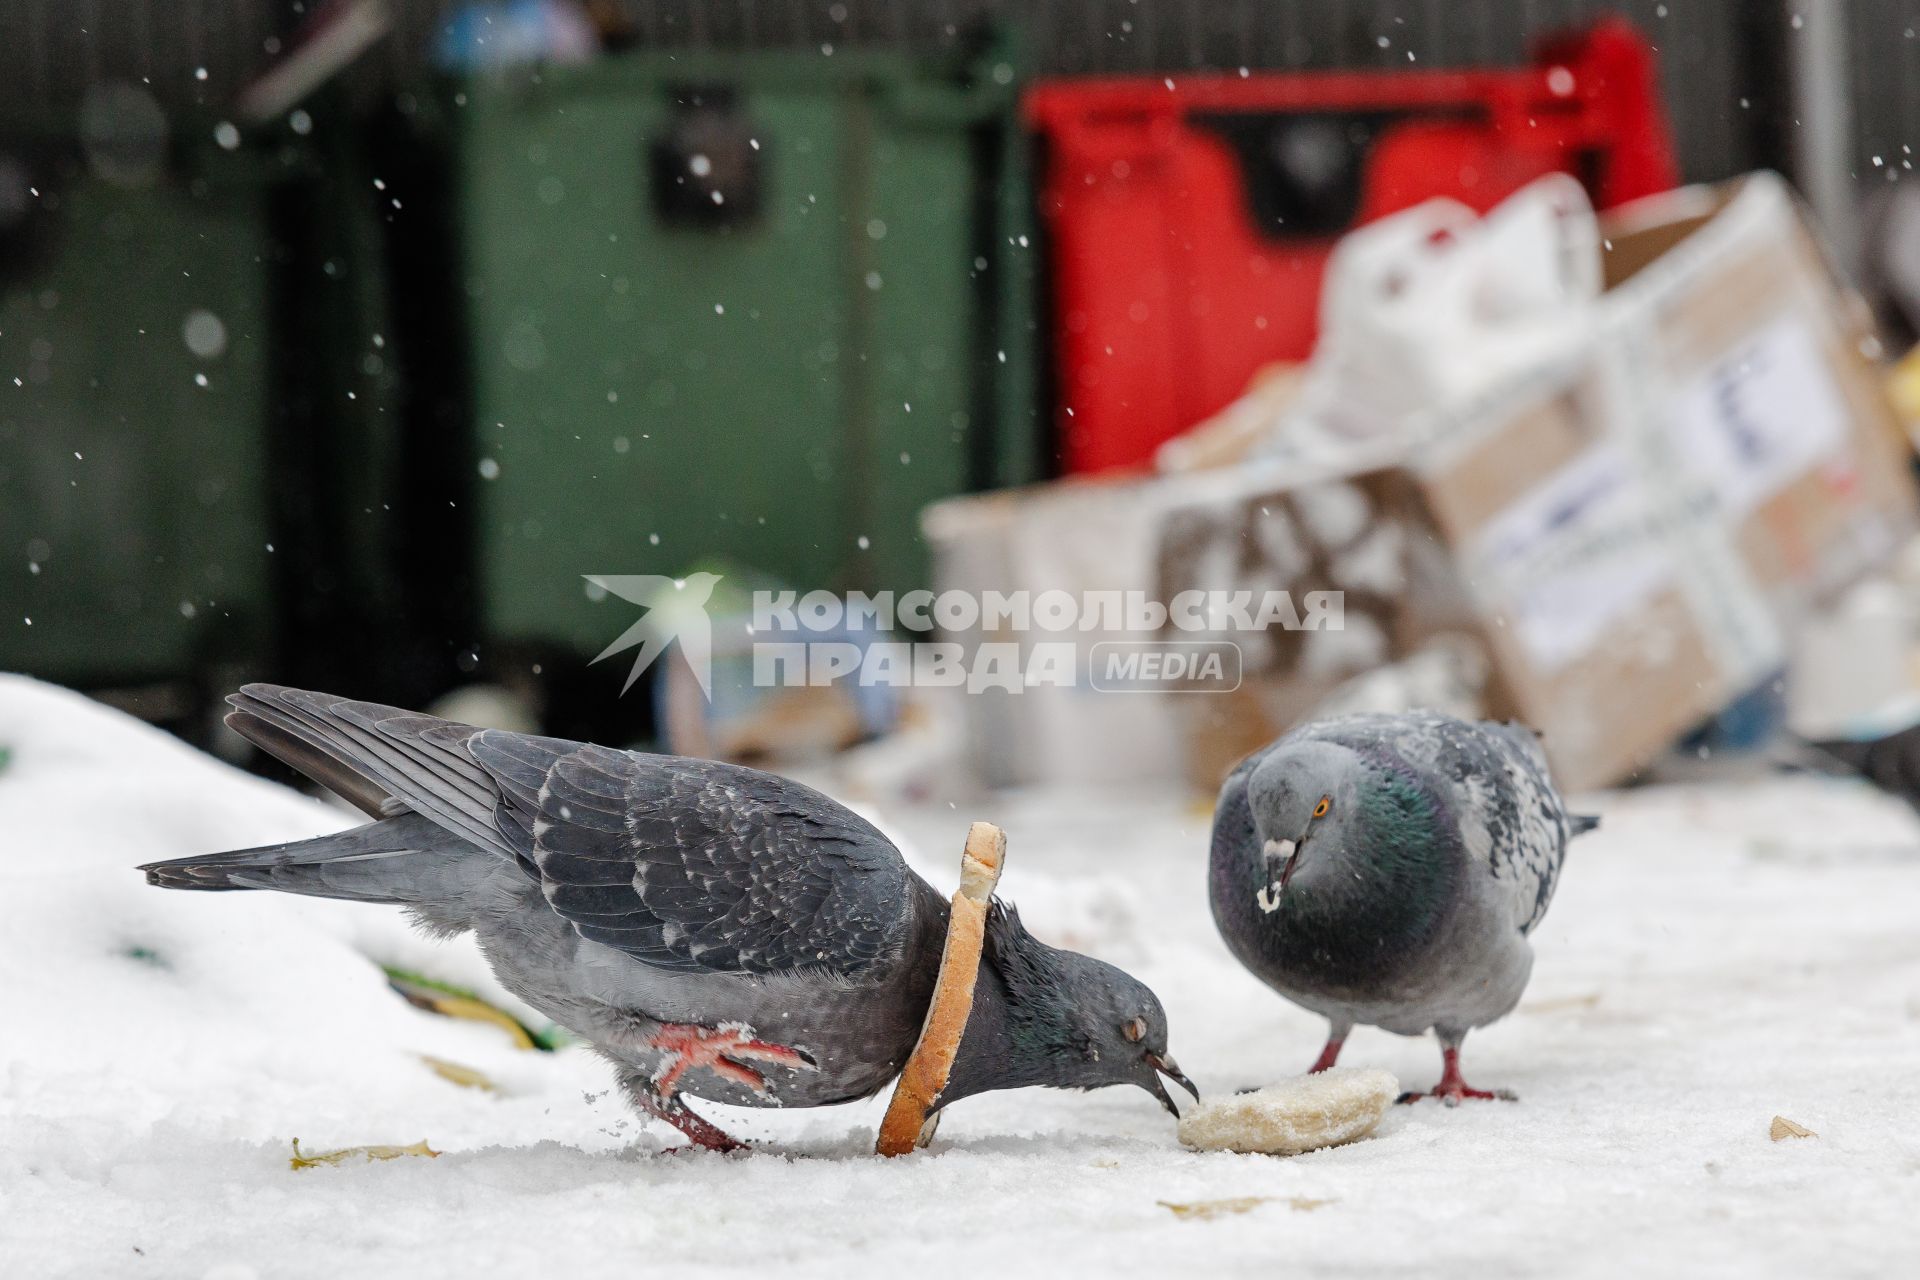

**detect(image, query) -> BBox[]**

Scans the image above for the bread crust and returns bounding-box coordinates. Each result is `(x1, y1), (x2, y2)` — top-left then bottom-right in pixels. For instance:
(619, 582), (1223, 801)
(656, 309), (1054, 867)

(875, 821), (1006, 1156)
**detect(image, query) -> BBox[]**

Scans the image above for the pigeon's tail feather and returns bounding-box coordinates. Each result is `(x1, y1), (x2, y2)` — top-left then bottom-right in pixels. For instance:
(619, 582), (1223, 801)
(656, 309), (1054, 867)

(1807, 730), (1920, 811)
(1569, 813), (1601, 837)
(225, 701), (396, 820)
(224, 683), (527, 863)
(1809, 737), (1876, 772)
(139, 812), (482, 907)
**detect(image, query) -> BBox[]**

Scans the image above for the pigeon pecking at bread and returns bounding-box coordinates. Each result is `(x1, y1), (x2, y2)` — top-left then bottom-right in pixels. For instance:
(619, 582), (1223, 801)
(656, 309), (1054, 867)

(143, 685), (1195, 1150)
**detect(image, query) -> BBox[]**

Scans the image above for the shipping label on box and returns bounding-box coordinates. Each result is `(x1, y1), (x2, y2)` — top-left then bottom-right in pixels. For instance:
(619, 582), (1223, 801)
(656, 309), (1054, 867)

(1668, 314), (1851, 519)
(1466, 443), (1676, 674)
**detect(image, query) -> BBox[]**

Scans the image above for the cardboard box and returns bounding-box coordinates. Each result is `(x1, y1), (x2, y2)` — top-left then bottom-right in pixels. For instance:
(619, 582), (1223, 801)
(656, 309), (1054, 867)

(923, 456), (1421, 789)
(929, 173), (1917, 795)
(1409, 173), (1918, 789)
(1150, 463), (1475, 789)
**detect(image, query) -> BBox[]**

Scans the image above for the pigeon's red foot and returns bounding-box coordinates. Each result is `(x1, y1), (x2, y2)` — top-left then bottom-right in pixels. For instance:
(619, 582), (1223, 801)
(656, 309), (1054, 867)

(1306, 1037), (1346, 1074)
(626, 1023), (816, 1154)
(631, 1090), (748, 1153)
(647, 1021), (816, 1098)
(1396, 1046), (1516, 1106)
(1398, 1080), (1509, 1105)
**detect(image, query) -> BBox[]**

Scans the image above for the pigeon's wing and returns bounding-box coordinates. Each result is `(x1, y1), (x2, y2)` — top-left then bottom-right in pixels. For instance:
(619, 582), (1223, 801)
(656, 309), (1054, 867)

(1302, 711), (1570, 935)
(226, 685), (916, 977)
(1456, 719), (1570, 935)
(470, 736), (916, 976)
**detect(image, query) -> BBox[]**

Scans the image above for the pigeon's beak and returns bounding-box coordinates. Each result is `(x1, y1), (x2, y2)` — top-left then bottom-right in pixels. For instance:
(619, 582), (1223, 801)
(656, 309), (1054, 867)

(1279, 839), (1304, 892)
(1265, 833), (1314, 895)
(1143, 1051), (1199, 1117)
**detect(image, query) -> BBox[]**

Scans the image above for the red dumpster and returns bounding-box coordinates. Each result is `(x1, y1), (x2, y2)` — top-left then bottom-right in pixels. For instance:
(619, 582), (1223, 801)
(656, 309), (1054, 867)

(1025, 18), (1680, 474)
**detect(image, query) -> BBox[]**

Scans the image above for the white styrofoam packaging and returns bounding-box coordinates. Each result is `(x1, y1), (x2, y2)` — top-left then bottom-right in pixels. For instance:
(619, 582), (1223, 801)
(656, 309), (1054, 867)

(921, 475), (1188, 789)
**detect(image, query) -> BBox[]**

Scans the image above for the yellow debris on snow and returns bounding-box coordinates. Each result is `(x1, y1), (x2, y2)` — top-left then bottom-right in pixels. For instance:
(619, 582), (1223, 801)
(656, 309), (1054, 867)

(289, 1138), (440, 1171)
(1770, 1116), (1817, 1141)
(419, 1054), (500, 1092)
(1158, 1195), (1335, 1220)
(403, 988), (539, 1049)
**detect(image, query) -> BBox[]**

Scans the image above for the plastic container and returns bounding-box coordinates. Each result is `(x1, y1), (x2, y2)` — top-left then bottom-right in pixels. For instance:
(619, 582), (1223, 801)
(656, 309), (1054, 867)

(1024, 18), (1680, 474)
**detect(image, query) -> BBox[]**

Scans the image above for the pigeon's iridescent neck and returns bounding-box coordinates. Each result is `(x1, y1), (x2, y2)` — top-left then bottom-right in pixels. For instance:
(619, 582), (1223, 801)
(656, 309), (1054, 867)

(939, 952), (1083, 1104)
(940, 912), (1110, 1102)
(1265, 761), (1459, 990)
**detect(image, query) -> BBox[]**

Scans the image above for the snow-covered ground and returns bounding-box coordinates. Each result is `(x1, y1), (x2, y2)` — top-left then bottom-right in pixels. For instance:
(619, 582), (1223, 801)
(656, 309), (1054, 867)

(5, 673), (1920, 1278)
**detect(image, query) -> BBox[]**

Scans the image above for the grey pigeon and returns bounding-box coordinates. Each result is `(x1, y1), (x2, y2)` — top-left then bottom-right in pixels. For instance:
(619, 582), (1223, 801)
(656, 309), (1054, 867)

(142, 685), (1195, 1150)
(1804, 725), (1920, 813)
(1207, 710), (1597, 1104)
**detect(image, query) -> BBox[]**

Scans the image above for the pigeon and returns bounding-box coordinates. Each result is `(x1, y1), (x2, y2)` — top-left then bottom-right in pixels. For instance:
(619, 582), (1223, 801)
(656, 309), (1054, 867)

(142, 685), (1195, 1150)
(1803, 725), (1920, 813)
(1207, 710), (1597, 1104)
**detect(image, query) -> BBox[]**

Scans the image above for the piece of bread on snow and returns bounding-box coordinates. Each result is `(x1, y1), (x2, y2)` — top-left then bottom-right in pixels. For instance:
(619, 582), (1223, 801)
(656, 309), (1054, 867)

(875, 821), (1005, 1156)
(1178, 1068), (1399, 1156)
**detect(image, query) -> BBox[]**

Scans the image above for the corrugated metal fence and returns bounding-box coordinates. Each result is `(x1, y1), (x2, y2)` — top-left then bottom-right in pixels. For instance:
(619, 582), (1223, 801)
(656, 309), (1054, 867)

(0, 1), (1913, 188)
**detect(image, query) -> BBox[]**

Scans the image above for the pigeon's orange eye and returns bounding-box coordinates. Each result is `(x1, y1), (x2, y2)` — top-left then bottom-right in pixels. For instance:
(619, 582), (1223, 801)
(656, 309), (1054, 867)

(1313, 796), (1331, 819)
(1122, 1017), (1147, 1043)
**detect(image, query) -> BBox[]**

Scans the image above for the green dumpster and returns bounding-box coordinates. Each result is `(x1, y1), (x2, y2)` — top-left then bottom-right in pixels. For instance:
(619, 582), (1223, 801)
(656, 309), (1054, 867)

(437, 40), (1039, 666)
(0, 105), (275, 700)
